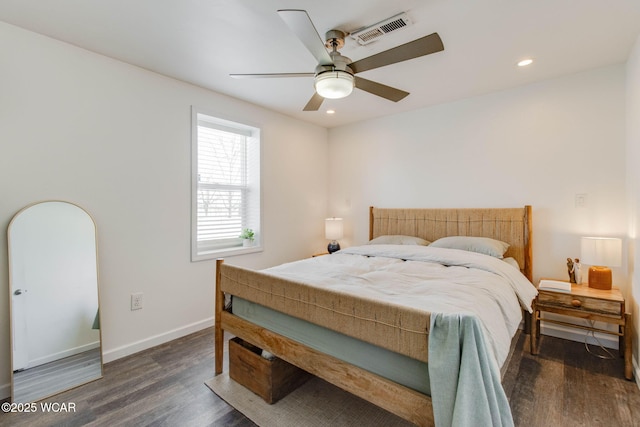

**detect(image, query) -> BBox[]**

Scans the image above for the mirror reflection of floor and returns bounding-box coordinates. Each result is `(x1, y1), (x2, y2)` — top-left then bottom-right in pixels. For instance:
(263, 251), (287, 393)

(12, 347), (102, 403)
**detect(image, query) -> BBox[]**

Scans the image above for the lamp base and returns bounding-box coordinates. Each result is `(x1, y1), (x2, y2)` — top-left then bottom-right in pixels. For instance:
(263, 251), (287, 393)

(327, 241), (340, 254)
(588, 266), (612, 290)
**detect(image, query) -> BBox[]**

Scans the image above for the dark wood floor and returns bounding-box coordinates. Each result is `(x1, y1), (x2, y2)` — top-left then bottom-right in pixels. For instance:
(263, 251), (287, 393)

(1, 327), (638, 427)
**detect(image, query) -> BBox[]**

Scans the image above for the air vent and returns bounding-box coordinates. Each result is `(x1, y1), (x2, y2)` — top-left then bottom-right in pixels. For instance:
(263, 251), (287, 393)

(349, 13), (411, 45)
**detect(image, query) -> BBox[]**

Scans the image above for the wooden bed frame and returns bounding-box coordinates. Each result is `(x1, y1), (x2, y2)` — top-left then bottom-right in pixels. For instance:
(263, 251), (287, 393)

(214, 206), (532, 426)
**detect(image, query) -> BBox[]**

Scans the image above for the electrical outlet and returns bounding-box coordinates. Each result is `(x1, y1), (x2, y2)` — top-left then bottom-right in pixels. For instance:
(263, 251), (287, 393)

(131, 293), (143, 311)
(575, 193), (588, 208)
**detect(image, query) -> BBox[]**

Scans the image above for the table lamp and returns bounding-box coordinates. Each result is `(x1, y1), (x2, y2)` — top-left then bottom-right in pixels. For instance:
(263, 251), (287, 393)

(580, 237), (622, 290)
(325, 218), (343, 254)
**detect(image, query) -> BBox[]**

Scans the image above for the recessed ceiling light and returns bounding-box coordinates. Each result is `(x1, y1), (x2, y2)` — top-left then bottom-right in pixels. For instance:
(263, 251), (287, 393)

(517, 58), (533, 67)
(326, 109), (335, 114)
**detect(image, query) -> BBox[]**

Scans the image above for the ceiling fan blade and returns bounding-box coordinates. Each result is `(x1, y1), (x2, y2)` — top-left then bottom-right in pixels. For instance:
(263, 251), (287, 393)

(303, 92), (324, 111)
(349, 33), (444, 74)
(355, 77), (409, 102)
(277, 9), (333, 66)
(230, 73), (314, 79)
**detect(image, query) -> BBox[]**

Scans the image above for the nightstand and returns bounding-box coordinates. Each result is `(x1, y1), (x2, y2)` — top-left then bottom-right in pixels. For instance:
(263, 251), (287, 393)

(531, 281), (633, 380)
(311, 252), (329, 257)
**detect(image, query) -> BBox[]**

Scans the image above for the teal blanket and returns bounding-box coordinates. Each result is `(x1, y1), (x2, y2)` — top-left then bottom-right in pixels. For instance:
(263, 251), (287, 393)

(428, 313), (514, 427)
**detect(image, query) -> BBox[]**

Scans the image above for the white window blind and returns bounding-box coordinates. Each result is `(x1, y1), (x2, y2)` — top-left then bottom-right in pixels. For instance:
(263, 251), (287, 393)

(192, 109), (261, 260)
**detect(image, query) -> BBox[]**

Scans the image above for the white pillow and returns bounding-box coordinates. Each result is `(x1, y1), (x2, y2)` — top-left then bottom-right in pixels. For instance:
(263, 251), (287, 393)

(367, 235), (431, 246)
(430, 236), (509, 258)
(502, 257), (520, 270)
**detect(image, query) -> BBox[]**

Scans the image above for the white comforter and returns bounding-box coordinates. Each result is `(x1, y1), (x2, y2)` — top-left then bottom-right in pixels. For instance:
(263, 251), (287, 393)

(265, 244), (537, 368)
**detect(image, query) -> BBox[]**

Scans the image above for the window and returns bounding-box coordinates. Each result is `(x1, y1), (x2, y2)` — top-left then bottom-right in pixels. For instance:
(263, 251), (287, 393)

(191, 108), (261, 261)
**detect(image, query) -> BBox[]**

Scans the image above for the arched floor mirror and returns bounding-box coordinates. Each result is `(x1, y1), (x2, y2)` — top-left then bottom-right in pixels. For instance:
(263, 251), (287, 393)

(8, 201), (103, 403)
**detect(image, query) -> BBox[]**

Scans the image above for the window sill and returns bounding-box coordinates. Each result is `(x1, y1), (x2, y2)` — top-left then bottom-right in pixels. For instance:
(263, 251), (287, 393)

(192, 245), (263, 262)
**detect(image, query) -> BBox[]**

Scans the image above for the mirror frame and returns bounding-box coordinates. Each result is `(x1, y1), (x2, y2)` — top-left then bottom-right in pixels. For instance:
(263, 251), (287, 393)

(8, 200), (103, 403)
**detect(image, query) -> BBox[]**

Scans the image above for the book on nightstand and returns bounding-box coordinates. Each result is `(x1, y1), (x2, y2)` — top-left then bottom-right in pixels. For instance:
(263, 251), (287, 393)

(538, 279), (572, 292)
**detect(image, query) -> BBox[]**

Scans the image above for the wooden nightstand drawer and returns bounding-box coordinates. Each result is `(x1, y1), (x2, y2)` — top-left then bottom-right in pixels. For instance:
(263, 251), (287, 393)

(537, 291), (622, 317)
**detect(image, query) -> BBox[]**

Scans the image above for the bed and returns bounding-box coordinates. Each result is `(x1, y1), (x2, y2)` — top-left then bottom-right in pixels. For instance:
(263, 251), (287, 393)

(214, 206), (535, 426)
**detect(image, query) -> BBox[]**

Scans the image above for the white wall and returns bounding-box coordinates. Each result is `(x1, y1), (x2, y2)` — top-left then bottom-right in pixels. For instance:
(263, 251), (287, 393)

(626, 34), (640, 385)
(328, 65), (628, 343)
(0, 22), (329, 397)
(329, 65), (627, 284)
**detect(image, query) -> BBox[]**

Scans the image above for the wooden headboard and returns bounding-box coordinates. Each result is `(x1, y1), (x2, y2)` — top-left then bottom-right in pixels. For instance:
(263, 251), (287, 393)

(369, 206), (532, 281)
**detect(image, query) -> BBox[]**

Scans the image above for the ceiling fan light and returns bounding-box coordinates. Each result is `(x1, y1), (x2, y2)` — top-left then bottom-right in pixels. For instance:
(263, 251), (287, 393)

(315, 71), (354, 99)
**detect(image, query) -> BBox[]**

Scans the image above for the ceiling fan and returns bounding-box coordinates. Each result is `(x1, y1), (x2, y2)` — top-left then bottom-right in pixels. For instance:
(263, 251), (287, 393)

(230, 9), (444, 111)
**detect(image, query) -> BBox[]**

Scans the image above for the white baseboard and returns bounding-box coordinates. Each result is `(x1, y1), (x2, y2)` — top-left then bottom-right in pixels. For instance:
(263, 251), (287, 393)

(539, 321), (619, 349)
(102, 317), (214, 363)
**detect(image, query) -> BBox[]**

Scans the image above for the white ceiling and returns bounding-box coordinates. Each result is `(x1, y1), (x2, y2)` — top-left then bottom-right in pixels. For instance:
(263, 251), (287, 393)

(2, 0), (640, 128)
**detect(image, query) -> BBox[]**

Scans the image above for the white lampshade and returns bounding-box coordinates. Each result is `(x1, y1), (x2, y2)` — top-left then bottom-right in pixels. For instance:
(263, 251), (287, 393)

(580, 237), (622, 267)
(325, 218), (343, 240)
(315, 71), (354, 99)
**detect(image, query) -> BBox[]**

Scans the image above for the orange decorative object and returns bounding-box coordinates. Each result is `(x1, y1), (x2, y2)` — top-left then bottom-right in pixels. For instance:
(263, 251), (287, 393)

(588, 266), (612, 290)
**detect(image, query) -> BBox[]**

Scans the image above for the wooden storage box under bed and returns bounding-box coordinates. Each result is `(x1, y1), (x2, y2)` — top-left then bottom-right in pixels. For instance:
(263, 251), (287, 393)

(228, 337), (312, 404)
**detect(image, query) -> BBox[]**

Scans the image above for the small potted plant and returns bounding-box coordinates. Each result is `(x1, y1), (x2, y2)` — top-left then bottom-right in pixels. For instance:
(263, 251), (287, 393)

(239, 228), (255, 247)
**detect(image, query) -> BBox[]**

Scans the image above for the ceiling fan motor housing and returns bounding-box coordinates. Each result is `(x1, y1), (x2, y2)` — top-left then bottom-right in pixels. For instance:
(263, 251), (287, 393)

(315, 52), (353, 76)
(324, 29), (346, 50)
